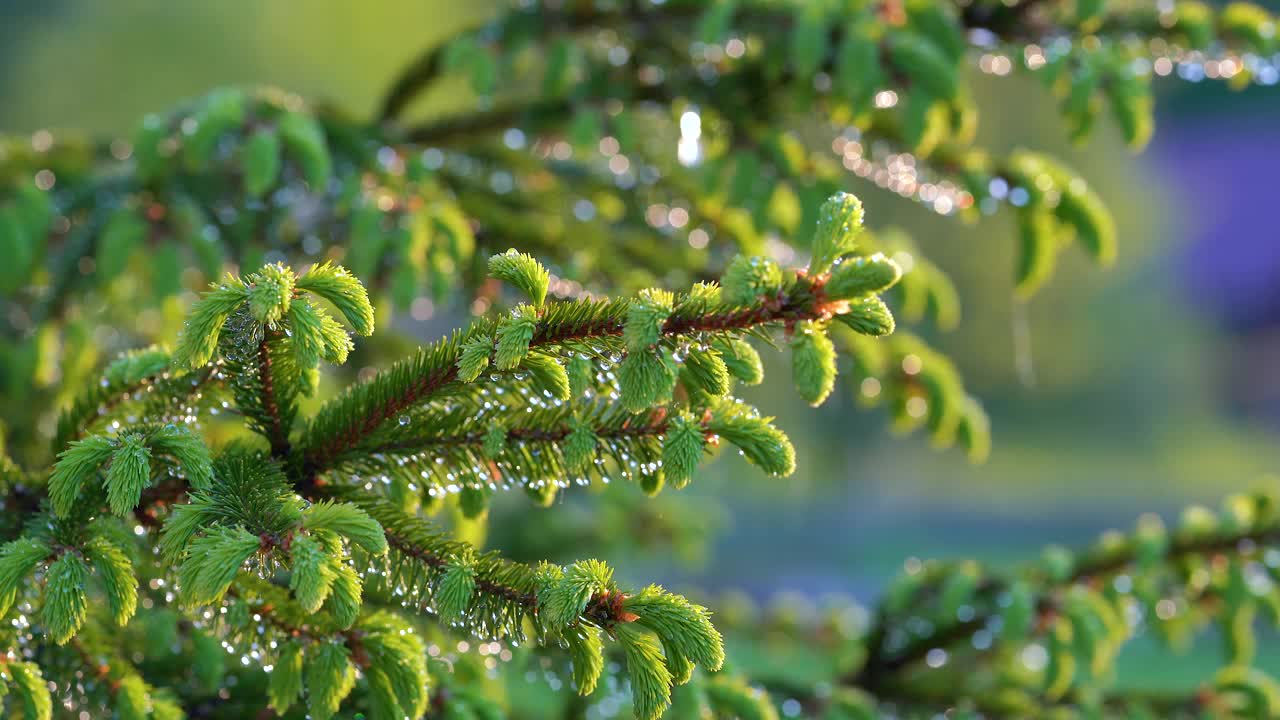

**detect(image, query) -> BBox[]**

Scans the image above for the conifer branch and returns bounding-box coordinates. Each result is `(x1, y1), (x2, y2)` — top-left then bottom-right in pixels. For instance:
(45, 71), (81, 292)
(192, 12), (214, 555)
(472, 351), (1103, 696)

(53, 353), (221, 453)
(256, 329), (291, 457)
(2, 4), (1273, 717)
(300, 268), (838, 481)
(857, 517), (1280, 686)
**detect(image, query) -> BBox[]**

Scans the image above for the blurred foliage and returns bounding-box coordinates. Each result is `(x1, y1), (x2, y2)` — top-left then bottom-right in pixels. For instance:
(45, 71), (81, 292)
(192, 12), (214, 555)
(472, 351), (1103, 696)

(1, 0), (1280, 718)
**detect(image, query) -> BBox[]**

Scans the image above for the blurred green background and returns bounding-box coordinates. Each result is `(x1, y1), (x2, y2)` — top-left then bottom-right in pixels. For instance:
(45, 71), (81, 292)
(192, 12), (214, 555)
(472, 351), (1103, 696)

(6, 0), (1280, 692)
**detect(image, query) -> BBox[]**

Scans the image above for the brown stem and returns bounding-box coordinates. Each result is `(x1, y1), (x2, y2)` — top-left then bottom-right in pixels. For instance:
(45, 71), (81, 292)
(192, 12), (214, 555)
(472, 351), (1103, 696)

(257, 329), (291, 458)
(381, 530), (539, 608)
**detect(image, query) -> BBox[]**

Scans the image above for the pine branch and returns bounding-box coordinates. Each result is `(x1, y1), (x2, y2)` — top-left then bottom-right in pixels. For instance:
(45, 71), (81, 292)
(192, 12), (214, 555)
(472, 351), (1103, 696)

(855, 499), (1280, 694)
(376, 45), (449, 123)
(299, 269), (834, 482)
(312, 484), (544, 621)
(52, 352), (221, 455)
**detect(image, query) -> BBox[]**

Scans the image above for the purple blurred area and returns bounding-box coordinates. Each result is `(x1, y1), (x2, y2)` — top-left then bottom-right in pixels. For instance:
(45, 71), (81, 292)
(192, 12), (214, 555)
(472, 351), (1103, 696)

(1162, 115), (1280, 333)
(1159, 110), (1280, 423)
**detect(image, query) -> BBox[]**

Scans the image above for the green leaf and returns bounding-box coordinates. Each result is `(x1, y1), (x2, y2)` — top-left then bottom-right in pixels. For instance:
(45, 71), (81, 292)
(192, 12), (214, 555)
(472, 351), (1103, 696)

(618, 348), (677, 413)
(173, 281), (249, 368)
(288, 298), (351, 368)
(563, 419), (598, 474)
(326, 562), (363, 630)
(625, 585), (725, 681)
(825, 253), (902, 299)
(43, 553), (89, 644)
(539, 559), (614, 629)
(906, 0), (966, 61)
(247, 263), (296, 326)
(147, 423), (215, 489)
(1041, 545), (1075, 583)
(790, 4), (829, 78)
(296, 261), (375, 336)
(488, 249), (551, 307)
(361, 614), (430, 719)
(1076, 0), (1105, 26)
(9, 661), (52, 720)
(615, 624), (674, 720)
(105, 433), (151, 516)
(705, 674), (779, 720)
(721, 256), (783, 305)
(714, 337), (763, 385)
(183, 88), (246, 170)
(0, 206), (32, 294)
(85, 537), (138, 626)
(437, 556), (478, 621)
(696, 0), (738, 44)
(290, 533), (338, 613)
(495, 305), (538, 371)
(521, 352), (571, 401)
(458, 337), (493, 382)
(791, 321), (837, 406)
(888, 32), (959, 100)
(1014, 207), (1058, 297)
(304, 641), (356, 720)
(302, 501), (388, 555)
(567, 354), (594, 397)
(269, 641), (304, 714)
(1221, 2), (1278, 53)
(278, 110), (333, 189)
(0, 538), (50, 617)
(938, 561), (980, 620)
(1044, 616), (1076, 700)
(132, 114), (170, 181)
(178, 525), (260, 607)
(835, 22), (884, 107)
(640, 469), (665, 497)
(663, 414), (706, 490)
(1002, 579), (1035, 644)
(625, 289), (675, 352)
(97, 207), (149, 282)
(1054, 177), (1116, 266)
(116, 674), (150, 720)
(150, 693), (185, 720)
(1104, 70), (1154, 151)
(563, 623), (605, 695)
(50, 435), (117, 517)
(482, 422), (507, 460)
(242, 128), (282, 198)
(809, 193), (865, 275)
(543, 38), (580, 97)
(834, 296), (895, 336)
(682, 346), (731, 399)
(705, 402), (795, 476)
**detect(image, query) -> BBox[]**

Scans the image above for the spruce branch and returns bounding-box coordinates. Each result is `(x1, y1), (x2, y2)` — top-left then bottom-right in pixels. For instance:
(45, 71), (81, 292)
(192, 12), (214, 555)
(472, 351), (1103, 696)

(799, 491), (1280, 717)
(300, 230), (893, 483)
(310, 485), (724, 719)
(859, 511), (1280, 687)
(0, 4), (1272, 717)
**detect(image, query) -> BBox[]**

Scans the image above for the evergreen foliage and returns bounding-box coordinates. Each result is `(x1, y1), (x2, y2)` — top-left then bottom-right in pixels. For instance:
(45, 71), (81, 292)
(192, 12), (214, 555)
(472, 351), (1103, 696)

(0, 0), (1275, 717)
